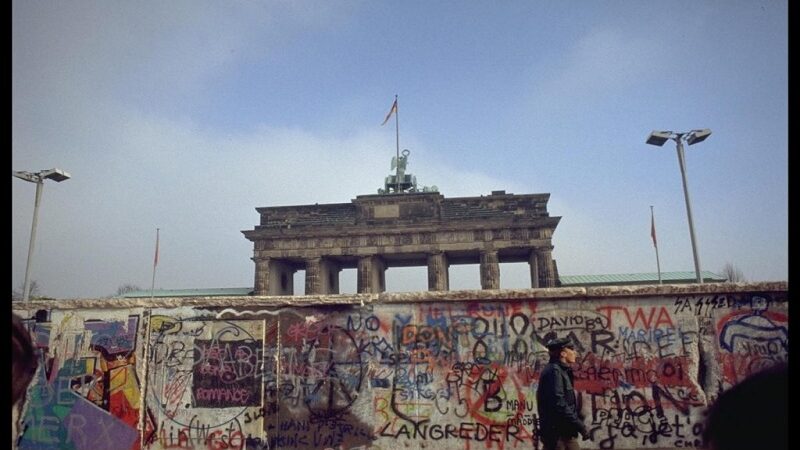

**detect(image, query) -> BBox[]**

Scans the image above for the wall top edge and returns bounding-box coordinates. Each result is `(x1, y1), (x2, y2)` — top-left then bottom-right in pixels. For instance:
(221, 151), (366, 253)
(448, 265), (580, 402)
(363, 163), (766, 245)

(10, 282), (787, 311)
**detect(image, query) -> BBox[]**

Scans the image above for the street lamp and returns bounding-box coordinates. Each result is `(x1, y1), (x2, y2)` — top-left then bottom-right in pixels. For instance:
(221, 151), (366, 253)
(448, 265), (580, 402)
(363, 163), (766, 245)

(12, 168), (71, 302)
(646, 129), (711, 284)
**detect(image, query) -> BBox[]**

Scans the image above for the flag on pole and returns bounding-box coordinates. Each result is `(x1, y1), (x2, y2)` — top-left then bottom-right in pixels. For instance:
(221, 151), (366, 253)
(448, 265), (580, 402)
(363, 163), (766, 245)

(150, 228), (160, 299)
(650, 206), (662, 284)
(650, 209), (657, 248)
(381, 98), (397, 126)
(153, 228), (160, 267)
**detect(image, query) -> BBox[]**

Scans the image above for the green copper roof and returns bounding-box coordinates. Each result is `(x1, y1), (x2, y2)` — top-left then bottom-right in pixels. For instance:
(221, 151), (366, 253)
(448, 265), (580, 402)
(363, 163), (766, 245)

(559, 271), (726, 286)
(120, 287), (253, 298)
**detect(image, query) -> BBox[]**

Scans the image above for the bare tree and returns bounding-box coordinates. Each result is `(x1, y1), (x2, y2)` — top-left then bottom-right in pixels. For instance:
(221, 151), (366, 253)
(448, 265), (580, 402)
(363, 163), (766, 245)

(116, 283), (142, 297)
(12, 280), (41, 301)
(721, 263), (746, 282)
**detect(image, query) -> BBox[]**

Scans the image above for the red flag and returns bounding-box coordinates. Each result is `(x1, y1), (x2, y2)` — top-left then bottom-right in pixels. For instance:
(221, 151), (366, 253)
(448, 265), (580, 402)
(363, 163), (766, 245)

(650, 211), (657, 248)
(153, 229), (160, 267)
(381, 98), (397, 126)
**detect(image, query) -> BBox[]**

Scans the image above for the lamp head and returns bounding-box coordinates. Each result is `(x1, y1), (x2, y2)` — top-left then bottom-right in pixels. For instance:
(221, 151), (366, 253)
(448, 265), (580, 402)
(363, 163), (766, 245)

(686, 129), (712, 146)
(12, 171), (37, 183)
(41, 168), (71, 182)
(646, 131), (672, 146)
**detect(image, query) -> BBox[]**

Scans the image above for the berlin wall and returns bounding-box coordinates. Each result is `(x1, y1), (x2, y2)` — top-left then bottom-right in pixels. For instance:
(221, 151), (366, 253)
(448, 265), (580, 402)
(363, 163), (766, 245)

(12, 282), (787, 450)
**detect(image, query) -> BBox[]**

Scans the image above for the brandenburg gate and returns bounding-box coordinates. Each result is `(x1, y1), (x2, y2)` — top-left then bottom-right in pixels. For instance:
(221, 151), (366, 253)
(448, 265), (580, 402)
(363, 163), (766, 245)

(243, 151), (561, 295)
(243, 194), (561, 295)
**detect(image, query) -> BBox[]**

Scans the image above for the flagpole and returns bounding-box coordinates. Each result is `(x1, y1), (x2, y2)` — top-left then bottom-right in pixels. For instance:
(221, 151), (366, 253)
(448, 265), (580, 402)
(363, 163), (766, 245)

(151, 227), (159, 300)
(394, 94), (400, 193)
(651, 206), (662, 284)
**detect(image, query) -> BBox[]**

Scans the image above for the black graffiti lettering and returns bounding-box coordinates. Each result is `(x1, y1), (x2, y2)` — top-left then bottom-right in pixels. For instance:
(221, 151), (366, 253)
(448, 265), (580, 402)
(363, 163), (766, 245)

(506, 399), (535, 413)
(591, 330), (616, 356)
(429, 424), (444, 440)
(482, 381), (502, 412)
(623, 390), (649, 418)
(656, 329), (677, 357)
(346, 314), (363, 331)
(599, 425), (618, 449)
(509, 313), (529, 336)
(472, 339), (489, 364)
(512, 337), (528, 356)
(378, 421), (516, 441)
(652, 384), (690, 416)
(365, 315), (380, 331)
(620, 422), (636, 438)
(669, 413), (686, 438)
(471, 318), (489, 338)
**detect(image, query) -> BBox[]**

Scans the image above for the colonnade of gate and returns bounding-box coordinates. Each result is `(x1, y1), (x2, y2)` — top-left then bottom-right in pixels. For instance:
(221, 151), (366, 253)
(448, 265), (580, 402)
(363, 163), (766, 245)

(253, 248), (557, 295)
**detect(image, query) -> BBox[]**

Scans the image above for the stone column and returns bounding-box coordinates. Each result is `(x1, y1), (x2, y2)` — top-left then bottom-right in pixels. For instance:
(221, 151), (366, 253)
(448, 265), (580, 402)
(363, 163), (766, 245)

(305, 257), (321, 295)
(378, 259), (386, 293)
(427, 252), (449, 291)
(319, 259), (341, 294)
(268, 259), (295, 295)
(358, 255), (386, 293)
(529, 251), (540, 288)
(253, 257), (270, 296)
(357, 257), (370, 293)
(480, 250), (500, 290)
(537, 248), (556, 287)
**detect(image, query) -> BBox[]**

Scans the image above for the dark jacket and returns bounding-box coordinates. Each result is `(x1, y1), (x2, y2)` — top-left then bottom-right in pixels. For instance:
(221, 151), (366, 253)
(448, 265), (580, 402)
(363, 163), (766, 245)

(536, 359), (586, 442)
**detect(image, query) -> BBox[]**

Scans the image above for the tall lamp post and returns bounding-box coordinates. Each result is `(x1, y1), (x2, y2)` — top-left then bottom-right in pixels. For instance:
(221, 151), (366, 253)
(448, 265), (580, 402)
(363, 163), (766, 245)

(12, 168), (71, 302)
(646, 129), (711, 284)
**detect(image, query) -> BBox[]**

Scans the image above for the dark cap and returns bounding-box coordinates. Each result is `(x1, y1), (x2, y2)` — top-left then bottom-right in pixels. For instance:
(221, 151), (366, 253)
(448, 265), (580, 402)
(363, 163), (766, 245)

(546, 337), (574, 351)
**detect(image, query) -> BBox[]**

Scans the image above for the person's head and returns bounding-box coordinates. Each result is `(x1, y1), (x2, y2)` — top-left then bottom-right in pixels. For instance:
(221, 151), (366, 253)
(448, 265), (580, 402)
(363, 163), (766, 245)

(702, 362), (787, 450)
(546, 337), (577, 364)
(12, 313), (39, 406)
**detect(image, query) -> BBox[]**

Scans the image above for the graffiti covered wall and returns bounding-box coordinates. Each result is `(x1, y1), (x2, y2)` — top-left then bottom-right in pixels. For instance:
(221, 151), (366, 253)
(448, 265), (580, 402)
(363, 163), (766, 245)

(12, 283), (787, 450)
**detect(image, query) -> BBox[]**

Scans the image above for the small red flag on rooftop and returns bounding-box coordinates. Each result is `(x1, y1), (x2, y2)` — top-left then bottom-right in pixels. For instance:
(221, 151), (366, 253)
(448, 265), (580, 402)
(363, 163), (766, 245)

(650, 206), (662, 284)
(651, 209), (657, 248)
(151, 228), (160, 299)
(153, 228), (160, 267)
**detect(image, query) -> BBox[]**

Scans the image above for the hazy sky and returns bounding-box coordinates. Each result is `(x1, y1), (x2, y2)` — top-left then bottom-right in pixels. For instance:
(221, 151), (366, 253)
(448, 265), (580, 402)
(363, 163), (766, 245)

(12, 1), (787, 299)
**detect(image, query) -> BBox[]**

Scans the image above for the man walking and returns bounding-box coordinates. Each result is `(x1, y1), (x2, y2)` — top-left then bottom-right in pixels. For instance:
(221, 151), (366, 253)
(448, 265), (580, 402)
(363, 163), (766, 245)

(536, 337), (589, 450)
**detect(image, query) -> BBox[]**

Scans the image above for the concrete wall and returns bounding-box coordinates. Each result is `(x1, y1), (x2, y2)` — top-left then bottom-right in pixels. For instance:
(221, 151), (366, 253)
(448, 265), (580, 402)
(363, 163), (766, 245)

(11, 282), (787, 450)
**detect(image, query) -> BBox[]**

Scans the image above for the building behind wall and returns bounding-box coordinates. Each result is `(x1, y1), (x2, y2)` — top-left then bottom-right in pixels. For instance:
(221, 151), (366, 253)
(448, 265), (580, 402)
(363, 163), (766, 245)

(242, 190), (562, 295)
(119, 270), (728, 298)
(558, 271), (727, 287)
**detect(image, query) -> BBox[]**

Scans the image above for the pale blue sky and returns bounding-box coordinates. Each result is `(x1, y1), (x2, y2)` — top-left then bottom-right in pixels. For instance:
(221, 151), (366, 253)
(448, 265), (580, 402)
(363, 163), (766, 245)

(12, 1), (787, 299)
